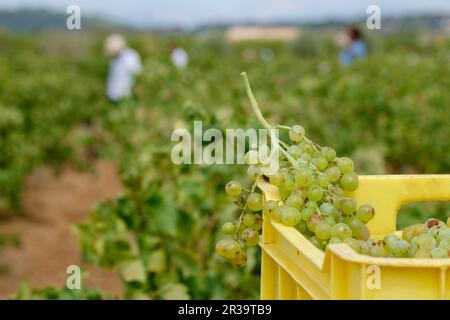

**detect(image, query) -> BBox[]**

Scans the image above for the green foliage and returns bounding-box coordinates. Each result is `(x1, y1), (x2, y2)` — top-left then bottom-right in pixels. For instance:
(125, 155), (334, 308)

(1, 30), (449, 298)
(13, 282), (106, 300)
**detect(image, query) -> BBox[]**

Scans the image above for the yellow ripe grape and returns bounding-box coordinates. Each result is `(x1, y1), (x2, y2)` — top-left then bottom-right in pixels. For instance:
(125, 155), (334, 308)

(225, 180), (242, 197)
(241, 228), (259, 247)
(247, 193), (262, 212)
(215, 239), (229, 257)
(224, 240), (242, 259)
(262, 200), (277, 218)
(289, 125), (305, 143)
(231, 247), (247, 268)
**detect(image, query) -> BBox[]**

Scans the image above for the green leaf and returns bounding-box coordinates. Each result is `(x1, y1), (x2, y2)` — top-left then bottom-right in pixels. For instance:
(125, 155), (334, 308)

(159, 283), (190, 300)
(147, 249), (166, 273)
(119, 260), (147, 283)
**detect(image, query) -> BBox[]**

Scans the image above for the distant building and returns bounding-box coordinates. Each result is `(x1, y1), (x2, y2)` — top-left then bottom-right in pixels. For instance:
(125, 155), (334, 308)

(226, 26), (301, 42)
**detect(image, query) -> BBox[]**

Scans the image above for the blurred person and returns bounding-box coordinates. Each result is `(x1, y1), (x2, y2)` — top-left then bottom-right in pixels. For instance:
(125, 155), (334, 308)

(170, 45), (189, 69)
(339, 26), (367, 66)
(104, 34), (142, 103)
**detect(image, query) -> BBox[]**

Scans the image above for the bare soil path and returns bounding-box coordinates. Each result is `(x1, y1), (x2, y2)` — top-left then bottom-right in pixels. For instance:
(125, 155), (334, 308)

(0, 160), (123, 299)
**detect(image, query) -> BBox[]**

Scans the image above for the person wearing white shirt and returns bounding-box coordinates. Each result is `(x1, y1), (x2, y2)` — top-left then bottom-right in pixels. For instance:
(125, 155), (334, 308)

(171, 46), (189, 69)
(104, 34), (142, 103)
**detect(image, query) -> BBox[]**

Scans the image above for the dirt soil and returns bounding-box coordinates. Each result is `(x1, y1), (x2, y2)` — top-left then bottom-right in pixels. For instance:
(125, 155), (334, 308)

(0, 160), (123, 299)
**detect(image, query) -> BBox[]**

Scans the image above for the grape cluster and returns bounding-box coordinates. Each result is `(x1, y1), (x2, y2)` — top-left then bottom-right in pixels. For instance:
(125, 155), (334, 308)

(216, 122), (376, 267)
(215, 73), (450, 267)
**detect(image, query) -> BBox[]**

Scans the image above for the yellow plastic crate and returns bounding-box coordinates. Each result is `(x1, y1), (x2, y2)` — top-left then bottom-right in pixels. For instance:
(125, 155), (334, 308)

(259, 175), (450, 300)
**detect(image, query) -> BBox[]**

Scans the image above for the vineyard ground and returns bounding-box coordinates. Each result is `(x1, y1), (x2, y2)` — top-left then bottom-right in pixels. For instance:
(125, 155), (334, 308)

(0, 160), (123, 298)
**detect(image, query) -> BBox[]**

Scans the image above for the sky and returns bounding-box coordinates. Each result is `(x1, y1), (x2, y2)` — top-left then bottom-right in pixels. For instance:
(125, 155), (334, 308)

(1, 0), (450, 29)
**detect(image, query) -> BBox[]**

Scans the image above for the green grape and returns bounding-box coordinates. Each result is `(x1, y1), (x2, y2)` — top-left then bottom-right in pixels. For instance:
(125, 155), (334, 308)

(305, 201), (318, 210)
(321, 147), (336, 161)
(402, 225), (415, 242)
(269, 172), (285, 186)
(340, 198), (357, 215)
(253, 215), (263, 231)
(309, 236), (322, 249)
(415, 248), (431, 258)
(331, 223), (353, 240)
(316, 172), (329, 187)
(315, 222), (331, 240)
(223, 240), (242, 259)
(247, 193), (262, 212)
(332, 186), (345, 198)
(358, 240), (370, 255)
(306, 213), (322, 232)
(282, 174), (295, 192)
(295, 168), (314, 187)
(306, 185), (323, 202)
(413, 224), (428, 236)
(295, 221), (307, 234)
(369, 245), (379, 257)
(242, 228), (259, 247)
(383, 234), (399, 253)
(287, 145), (302, 159)
(242, 213), (256, 227)
(281, 207), (302, 227)
(323, 216), (336, 227)
(289, 125), (305, 143)
(215, 239), (229, 257)
(356, 204), (375, 224)
(319, 203), (337, 217)
(377, 245), (389, 257)
(431, 247), (448, 259)
(346, 216), (364, 235)
(262, 200), (278, 218)
(272, 205), (285, 222)
(247, 165), (260, 179)
(437, 227), (450, 243)
(301, 142), (314, 155)
(286, 193), (304, 210)
(301, 207), (314, 222)
(231, 248), (247, 268)
(312, 157), (328, 171)
(329, 237), (342, 244)
(416, 234), (436, 250)
(336, 157), (354, 174)
(344, 238), (361, 253)
(299, 153), (312, 163)
(392, 239), (411, 257)
(439, 239), (450, 252)
(225, 181), (242, 197)
(340, 172), (359, 192)
(427, 225), (441, 238)
(325, 166), (341, 183)
(222, 222), (236, 235)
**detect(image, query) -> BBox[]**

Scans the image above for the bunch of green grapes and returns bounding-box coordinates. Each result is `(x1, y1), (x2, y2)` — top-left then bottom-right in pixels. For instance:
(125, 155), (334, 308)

(215, 73), (450, 267)
(215, 73), (373, 267)
(375, 218), (450, 258)
(215, 123), (376, 267)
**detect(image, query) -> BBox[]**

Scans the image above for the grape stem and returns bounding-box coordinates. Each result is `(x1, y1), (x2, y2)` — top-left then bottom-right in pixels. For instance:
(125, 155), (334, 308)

(234, 173), (262, 240)
(241, 72), (298, 168)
